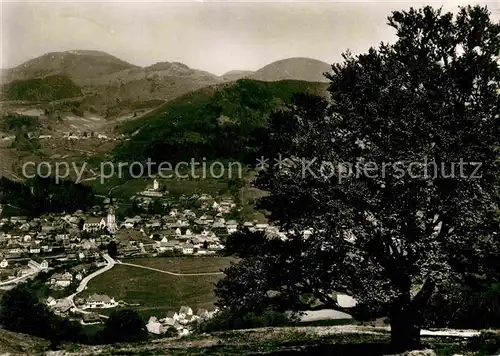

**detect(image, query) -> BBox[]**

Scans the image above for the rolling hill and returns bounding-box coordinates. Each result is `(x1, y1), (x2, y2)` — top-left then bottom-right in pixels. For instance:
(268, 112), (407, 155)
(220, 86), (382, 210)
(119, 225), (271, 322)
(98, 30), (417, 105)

(221, 70), (255, 82)
(249, 57), (332, 83)
(79, 61), (223, 117)
(2, 50), (138, 84)
(1, 52), (333, 118)
(0, 51), (226, 117)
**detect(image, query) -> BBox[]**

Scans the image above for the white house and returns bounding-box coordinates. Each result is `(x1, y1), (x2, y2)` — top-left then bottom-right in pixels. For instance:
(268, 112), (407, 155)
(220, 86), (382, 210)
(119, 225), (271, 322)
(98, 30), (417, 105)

(0, 259), (8, 268)
(179, 306), (193, 318)
(45, 296), (57, 307)
(255, 223), (269, 230)
(122, 218), (136, 229)
(83, 217), (106, 232)
(29, 245), (41, 254)
(85, 294), (117, 308)
(208, 242), (223, 251)
(181, 243), (194, 255)
(146, 316), (166, 335)
(165, 311), (181, 321)
(40, 260), (49, 270)
(50, 272), (73, 287)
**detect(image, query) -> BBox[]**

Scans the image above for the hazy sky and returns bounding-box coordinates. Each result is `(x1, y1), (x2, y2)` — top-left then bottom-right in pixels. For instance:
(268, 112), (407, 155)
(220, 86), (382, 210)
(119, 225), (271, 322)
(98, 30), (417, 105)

(2, 0), (499, 75)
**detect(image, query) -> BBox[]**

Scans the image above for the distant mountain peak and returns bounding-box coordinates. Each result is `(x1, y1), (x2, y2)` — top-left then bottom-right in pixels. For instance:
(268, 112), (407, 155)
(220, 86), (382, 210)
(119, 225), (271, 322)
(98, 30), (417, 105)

(250, 57), (332, 83)
(4, 50), (137, 83)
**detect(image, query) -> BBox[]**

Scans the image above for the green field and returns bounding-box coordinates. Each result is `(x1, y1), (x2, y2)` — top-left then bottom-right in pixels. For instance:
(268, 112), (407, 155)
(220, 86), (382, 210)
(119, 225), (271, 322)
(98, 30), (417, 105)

(80, 257), (236, 320)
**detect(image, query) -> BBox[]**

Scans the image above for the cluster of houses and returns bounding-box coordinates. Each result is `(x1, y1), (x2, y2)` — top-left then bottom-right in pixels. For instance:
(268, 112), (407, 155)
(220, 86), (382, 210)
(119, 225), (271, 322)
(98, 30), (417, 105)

(44, 293), (119, 319)
(146, 306), (219, 336)
(62, 131), (111, 140)
(0, 210), (114, 285)
(48, 264), (90, 288)
(0, 181), (287, 263)
(0, 257), (50, 286)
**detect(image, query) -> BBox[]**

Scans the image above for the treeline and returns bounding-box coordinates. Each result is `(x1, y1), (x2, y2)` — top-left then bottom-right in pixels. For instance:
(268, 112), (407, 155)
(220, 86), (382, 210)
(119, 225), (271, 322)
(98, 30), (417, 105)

(1, 114), (41, 133)
(114, 79), (328, 165)
(0, 176), (96, 217)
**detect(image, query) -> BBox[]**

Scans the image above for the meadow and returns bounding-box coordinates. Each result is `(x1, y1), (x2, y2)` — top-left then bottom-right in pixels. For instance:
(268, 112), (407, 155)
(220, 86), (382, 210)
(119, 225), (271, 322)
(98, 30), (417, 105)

(80, 257), (235, 320)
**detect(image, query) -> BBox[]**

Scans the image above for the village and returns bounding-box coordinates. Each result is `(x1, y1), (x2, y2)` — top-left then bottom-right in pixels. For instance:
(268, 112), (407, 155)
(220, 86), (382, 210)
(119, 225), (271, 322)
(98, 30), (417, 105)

(0, 178), (288, 336)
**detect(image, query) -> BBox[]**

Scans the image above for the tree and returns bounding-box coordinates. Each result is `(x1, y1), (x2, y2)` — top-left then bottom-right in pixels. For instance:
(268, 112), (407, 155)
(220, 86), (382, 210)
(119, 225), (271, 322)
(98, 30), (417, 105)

(0, 284), (52, 337)
(222, 229), (269, 257)
(107, 241), (118, 259)
(103, 309), (148, 343)
(148, 199), (165, 215)
(216, 5), (500, 352)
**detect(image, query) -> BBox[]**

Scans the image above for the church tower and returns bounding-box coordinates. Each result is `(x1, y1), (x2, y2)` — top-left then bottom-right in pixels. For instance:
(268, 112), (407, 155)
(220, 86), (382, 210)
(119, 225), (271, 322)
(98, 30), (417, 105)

(106, 206), (118, 234)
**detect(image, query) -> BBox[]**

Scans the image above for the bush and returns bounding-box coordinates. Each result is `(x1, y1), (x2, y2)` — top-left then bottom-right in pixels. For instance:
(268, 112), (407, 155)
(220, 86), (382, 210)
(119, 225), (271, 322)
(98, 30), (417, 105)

(467, 331), (500, 354)
(162, 327), (178, 338)
(0, 283), (84, 349)
(101, 309), (148, 343)
(159, 250), (184, 257)
(423, 281), (500, 329)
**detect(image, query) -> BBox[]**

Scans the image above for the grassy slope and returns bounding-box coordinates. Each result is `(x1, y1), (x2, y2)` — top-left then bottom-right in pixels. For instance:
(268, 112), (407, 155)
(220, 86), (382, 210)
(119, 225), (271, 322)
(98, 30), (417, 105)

(80, 257), (234, 320)
(51, 328), (490, 356)
(0, 329), (48, 355)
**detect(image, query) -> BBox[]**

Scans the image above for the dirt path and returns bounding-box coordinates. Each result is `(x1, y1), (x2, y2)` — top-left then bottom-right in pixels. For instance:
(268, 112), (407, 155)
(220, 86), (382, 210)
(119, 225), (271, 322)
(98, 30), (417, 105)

(118, 261), (225, 276)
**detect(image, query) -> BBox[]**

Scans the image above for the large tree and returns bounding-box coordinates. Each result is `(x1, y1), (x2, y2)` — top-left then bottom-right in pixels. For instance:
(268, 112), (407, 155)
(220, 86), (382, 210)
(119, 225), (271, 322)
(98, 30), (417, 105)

(103, 309), (148, 343)
(216, 5), (500, 352)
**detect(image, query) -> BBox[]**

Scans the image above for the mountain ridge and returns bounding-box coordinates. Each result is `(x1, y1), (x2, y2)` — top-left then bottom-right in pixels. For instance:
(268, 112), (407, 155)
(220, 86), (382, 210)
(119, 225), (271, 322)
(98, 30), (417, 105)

(2, 51), (332, 84)
(1, 51), (333, 119)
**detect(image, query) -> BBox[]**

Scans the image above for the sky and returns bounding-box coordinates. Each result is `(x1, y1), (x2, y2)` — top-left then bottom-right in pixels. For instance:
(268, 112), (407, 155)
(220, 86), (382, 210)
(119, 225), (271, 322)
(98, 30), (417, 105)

(1, 0), (499, 75)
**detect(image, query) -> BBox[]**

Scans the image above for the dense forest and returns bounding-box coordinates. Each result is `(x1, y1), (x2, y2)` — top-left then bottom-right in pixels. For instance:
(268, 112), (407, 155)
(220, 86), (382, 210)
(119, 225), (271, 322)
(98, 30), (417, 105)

(0, 176), (96, 217)
(114, 79), (328, 165)
(2, 75), (82, 102)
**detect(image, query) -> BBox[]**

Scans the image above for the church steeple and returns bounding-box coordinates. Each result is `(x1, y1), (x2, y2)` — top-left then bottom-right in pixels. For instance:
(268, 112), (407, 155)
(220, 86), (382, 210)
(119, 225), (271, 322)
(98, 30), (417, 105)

(106, 206), (118, 234)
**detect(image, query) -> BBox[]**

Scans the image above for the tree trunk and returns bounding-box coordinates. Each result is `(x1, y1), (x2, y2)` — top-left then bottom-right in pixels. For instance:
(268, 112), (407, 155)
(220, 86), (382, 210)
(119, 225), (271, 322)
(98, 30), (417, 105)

(390, 299), (421, 353)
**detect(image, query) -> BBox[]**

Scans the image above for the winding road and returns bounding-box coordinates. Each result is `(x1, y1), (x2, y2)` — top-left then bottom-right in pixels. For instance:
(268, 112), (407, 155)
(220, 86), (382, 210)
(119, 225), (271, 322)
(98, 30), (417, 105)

(0, 269), (40, 287)
(66, 253), (116, 318)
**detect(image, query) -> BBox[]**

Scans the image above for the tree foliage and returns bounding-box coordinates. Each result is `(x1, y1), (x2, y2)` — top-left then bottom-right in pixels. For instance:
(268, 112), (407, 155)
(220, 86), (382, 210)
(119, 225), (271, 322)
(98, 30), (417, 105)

(0, 176), (96, 217)
(102, 309), (148, 343)
(114, 79), (327, 165)
(0, 284), (83, 348)
(216, 5), (500, 352)
(107, 241), (118, 259)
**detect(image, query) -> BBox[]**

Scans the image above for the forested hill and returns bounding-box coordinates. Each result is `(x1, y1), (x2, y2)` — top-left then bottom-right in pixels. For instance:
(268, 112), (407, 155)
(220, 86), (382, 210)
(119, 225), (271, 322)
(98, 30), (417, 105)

(2, 75), (82, 101)
(114, 79), (329, 164)
(0, 177), (96, 217)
